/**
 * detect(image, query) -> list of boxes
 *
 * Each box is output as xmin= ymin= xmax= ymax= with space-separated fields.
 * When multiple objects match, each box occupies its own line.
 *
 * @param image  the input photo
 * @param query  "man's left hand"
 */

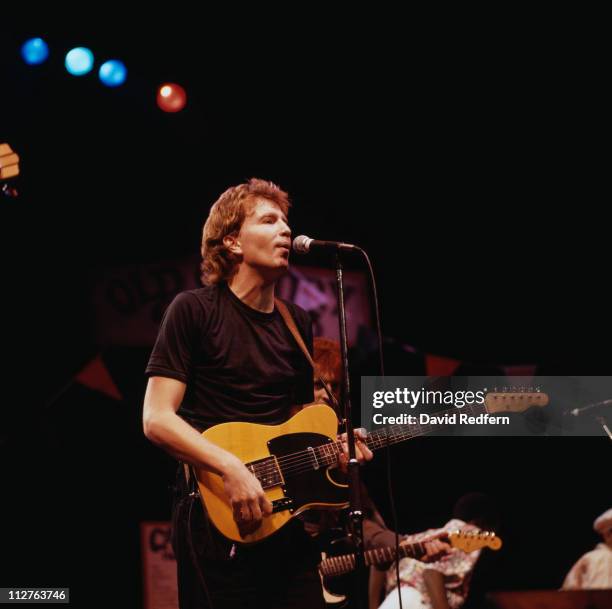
xmin=337 ymin=428 xmax=373 ymax=472
xmin=417 ymin=533 xmax=452 ymax=563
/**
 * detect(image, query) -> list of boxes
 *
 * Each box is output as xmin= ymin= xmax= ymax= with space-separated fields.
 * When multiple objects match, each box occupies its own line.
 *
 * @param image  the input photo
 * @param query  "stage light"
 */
xmin=21 ymin=37 xmax=49 ymax=65
xmin=65 ymin=47 xmax=94 ymax=76
xmin=99 ymin=60 xmax=127 ymax=87
xmin=156 ymin=83 xmax=187 ymax=113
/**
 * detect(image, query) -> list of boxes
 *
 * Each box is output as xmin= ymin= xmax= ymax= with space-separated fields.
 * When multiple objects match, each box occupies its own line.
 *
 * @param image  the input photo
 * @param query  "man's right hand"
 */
xmin=222 ymin=458 xmax=273 ymax=534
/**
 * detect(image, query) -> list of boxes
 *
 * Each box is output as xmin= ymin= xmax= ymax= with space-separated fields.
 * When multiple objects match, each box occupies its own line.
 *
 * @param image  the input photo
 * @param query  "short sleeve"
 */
xmin=145 ymin=292 xmax=202 ymax=383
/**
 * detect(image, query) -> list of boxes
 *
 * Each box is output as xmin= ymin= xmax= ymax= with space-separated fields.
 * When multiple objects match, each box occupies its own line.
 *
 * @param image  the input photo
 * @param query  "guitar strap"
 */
xmin=274 ymin=298 xmax=340 ymax=412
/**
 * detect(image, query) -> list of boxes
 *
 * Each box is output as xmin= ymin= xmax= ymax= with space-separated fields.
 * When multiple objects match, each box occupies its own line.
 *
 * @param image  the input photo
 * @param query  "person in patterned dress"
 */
xmin=377 ymin=493 xmax=499 ymax=609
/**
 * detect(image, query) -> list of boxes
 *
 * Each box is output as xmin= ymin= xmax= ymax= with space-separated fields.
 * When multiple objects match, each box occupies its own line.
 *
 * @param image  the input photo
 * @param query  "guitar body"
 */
xmin=320 ymin=534 xmax=355 ymax=599
xmin=195 ymin=404 xmax=348 ymax=544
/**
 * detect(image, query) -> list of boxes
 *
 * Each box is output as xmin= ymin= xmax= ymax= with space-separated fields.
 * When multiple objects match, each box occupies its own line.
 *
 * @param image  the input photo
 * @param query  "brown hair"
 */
xmin=313 ymin=337 xmax=342 ymax=384
xmin=200 ymin=178 xmax=290 ymax=285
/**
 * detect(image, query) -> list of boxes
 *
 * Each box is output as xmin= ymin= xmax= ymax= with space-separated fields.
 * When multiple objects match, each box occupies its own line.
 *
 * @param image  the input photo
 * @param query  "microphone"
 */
xmin=292 ymin=235 xmax=358 ymax=254
xmin=565 ymin=399 xmax=612 ymax=417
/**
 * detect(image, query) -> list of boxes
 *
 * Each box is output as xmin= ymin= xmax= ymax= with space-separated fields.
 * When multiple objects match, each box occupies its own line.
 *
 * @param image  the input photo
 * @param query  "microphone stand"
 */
xmin=334 ymin=251 xmax=368 ymax=609
xmin=596 ymin=416 xmax=612 ymax=441
xmin=566 ymin=400 xmax=612 ymax=441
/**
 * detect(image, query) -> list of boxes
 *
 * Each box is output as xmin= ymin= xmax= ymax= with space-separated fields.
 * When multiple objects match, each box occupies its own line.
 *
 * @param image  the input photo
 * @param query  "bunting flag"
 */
xmin=425 ymin=353 xmax=461 ymax=376
xmin=75 ymin=355 xmax=123 ymax=401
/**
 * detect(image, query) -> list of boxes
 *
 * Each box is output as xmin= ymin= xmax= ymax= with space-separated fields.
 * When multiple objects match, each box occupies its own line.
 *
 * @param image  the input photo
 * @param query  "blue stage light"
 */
xmin=21 ymin=38 xmax=49 ymax=65
xmin=65 ymin=47 xmax=94 ymax=76
xmin=98 ymin=60 xmax=127 ymax=87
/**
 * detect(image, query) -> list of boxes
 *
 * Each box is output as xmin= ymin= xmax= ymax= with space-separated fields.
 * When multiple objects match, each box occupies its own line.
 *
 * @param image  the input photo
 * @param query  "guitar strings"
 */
xmin=253 ymin=424 xmax=444 ymax=482
xmin=252 ymin=428 xmax=428 ymax=483
xmin=272 ymin=401 xmax=487 ymax=470
xmin=253 ymin=401 xmax=490 ymax=480
xmin=251 ymin=396 xmax=537 ymax=481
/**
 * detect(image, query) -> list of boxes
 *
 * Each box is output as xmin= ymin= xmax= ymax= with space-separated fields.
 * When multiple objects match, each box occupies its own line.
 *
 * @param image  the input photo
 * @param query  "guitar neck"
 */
xmin=364 ymin=402 xmax=487 ymax=451
xmin=320 ymin=539 xmax=428 ymax=577
xmin=320 ymin=530 xmax=501 ymax=577
xmin=279 ymin=403 xmax=488 ymax=477
xmin=362 ymin=391 xmax=547 ymax=451
xmin=267 ymin=393 xmax=545 ymax=483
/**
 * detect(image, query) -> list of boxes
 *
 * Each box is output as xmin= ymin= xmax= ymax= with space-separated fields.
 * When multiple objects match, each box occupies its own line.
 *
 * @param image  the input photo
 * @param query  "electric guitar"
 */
xmin=0 ymin=142 xmax=20 ymax=198
xmin=318 ymin=529 xmax=502 ymax=606
xmin=319 ymin=529 xmax=502 ymax=579
xmin=194 ymin=391 xmax=547 ymax=543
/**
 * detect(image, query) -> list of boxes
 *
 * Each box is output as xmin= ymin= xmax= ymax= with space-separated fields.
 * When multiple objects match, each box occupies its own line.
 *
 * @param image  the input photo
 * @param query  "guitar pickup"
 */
xmin=272 ymin=497 xmax=294 ymax=513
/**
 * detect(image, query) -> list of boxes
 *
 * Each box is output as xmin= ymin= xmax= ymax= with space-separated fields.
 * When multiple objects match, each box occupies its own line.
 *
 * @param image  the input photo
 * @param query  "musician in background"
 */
xmin=377 ymin=493 xmax=500 ymax=609
xmin=303 ymin=337 xmax=453 ymax=609
xmin=311 ymin=337 xmax=342 ymax=411
xmin=562 ymin=508 xmax=612 ymax=590
xmin=143 ymin=178 xmax=372 ymax=609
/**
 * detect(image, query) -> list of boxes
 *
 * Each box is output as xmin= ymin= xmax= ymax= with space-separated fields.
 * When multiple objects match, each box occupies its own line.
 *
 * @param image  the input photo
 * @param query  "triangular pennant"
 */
xmin=75 ymin=355 xmax=123 ymax=401
xmin=425 ymin=353 xmax=461 ymax=376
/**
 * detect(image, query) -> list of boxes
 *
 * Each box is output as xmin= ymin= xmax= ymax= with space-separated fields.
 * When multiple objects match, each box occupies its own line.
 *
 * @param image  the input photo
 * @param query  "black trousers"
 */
xmin=171 ymin=468 xmax=326 ymax=609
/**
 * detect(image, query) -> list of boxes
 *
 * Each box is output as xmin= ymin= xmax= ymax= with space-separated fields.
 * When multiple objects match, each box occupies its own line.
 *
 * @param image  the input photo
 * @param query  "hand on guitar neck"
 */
xmin=409 ymin=532 xmax=453 ymax=563
xmin=368 ymin=532 xmax=453 ymax=572
xmin=398 ymin=527 xmax=500 ymax=563
xmin=336 ymin=426 xmax=373 ymax=473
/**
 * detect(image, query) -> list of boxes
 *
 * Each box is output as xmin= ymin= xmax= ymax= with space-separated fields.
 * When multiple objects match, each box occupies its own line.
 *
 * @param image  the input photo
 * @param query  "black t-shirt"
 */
xmin=145 ymin=282 xmax=314 ymax=431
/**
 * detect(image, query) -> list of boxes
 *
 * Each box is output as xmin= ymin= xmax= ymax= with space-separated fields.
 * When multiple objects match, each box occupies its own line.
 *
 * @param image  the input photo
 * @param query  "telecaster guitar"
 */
xmin=195 ymin=392 xmax=547 ymax=543
xmin=318 ymin=529 xmax=502 ymax=604
xmin=319 ymin=529 xmax=502 ymax=579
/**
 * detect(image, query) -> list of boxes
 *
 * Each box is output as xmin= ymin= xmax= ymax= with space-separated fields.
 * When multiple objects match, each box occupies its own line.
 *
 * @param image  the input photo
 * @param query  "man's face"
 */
xmin=232 ymin=199 xmax=291 ymax=279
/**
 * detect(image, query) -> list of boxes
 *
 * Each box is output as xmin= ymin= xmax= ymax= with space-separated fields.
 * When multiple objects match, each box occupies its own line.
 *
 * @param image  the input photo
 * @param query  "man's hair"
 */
xmin=452 ymin=492 xmax=500 ymax=531
xmin=313 ymin=337 xmax=342 ymax=384
xmin=200 ymin=178 xmax=290 ymax=285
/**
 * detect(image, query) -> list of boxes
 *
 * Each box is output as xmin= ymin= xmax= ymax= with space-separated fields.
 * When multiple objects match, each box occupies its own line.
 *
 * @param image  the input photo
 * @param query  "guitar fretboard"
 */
xmin=319 ymin=539 xmax=428 ymax=577
xmin=250 ymin=402 xmax=489 ymax=486
xmin=318 ymin=401 xmax=488 ymax=467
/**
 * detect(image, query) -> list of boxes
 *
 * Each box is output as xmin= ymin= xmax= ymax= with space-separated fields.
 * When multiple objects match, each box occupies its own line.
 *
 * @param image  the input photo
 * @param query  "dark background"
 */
xmin=1 ymin=17 xmax=610 ymax=609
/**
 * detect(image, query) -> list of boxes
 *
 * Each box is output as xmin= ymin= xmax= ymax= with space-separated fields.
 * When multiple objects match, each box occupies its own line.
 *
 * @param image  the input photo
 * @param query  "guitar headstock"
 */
xmin=448 ymin=530 xmax=502 ymax=552
xmin=1 ymin=142 xmax=20 ymax=198
xmin=485 ymin=389 xmax=549 ymax=414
